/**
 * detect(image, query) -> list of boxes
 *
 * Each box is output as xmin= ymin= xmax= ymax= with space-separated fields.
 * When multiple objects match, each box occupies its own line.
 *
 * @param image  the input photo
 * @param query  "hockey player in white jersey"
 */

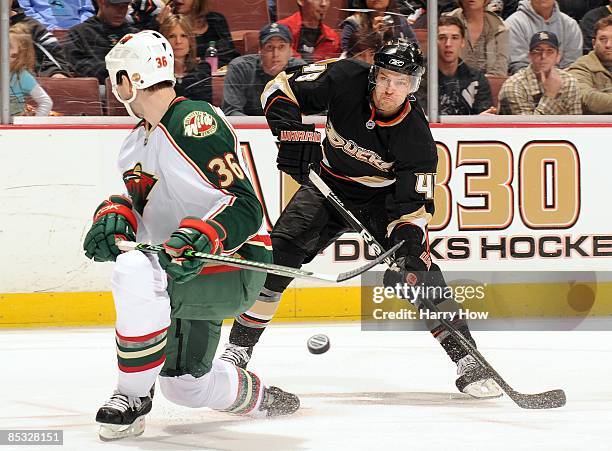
xmin=83 ymin=30 xmax=299 ymax=441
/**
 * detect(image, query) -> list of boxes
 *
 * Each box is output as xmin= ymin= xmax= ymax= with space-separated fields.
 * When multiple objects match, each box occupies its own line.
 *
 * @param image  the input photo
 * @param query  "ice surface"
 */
xmin=1 ymin=323 xmax=611 ymax=450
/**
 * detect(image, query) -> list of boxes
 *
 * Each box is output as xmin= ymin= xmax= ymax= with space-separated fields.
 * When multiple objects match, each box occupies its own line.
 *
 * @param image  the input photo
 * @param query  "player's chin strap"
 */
xmin=307 ymin=168 xmax=566 ymax=410
xmin=112 ymin=85 xmax=139 ymax=119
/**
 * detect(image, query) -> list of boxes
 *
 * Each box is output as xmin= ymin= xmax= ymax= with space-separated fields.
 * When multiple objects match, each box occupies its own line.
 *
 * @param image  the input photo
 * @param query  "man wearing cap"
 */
xmin=222 ymin=23 xmax=305 ymax=116
xmin=64 ymin=0 xmax=137 ymax=84
xmin=498 ymin=30 xmax=582 ymax=114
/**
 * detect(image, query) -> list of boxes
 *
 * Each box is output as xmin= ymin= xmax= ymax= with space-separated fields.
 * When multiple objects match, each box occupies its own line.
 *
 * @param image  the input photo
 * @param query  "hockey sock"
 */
xmin=230 ymin=288 xmax=282 ymax=347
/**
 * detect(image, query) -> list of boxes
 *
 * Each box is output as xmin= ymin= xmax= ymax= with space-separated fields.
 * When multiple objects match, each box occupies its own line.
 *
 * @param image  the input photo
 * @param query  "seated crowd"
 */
xmin=7 ymin=0 xmax=612 ymax=116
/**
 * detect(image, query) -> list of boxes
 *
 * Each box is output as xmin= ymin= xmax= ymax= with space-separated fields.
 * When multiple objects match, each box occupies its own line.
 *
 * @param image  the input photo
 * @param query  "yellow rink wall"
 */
xmin=1 ymin=282 xmax=611 ymax=328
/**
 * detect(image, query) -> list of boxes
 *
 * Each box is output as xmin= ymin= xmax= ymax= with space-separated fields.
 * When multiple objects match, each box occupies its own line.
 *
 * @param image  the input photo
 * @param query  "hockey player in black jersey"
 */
xmin=221 ymin=40 xmax=502 ymax=399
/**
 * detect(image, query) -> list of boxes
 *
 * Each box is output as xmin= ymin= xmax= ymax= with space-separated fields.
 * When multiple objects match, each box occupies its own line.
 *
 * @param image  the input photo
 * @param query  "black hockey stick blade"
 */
xmin=420 ymin=298 xmax=566 ymax=409
xmin=116 ymin=240 xmax=400 ymax=283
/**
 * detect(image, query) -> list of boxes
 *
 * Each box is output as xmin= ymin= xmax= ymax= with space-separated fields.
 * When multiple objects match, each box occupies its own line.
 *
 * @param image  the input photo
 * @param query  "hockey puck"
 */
xmin=307 ymin=334 xmax=330 ymax=354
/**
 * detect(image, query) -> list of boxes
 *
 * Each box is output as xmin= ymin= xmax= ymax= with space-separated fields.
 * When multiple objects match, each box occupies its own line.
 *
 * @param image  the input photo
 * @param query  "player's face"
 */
xmin=98 ymin=0 xmax=129 ymax=28
xmin=366 ymin=0 xmax=389 ymax=11
xmin=593 ymin=26 xmax=612 ymax=65
xmin=372 ymin=68 xmax=414 ymax=115
xmin=437 ymin=25 xmax=465 ymax=64
xmin=528 ymin=43 xmax=560 ymax=73
xmin=260 ymin=37 xmax=292 ymax=77
xmin=166 ymin=24 xmax=190 ymax=59
xmin=298 ymin=0 xmax=330 ymax=23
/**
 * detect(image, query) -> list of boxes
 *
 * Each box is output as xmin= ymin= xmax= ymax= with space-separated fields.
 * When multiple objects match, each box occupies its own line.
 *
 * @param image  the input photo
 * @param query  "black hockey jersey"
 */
xmin=261 ymin=58 xmax=437 ymax=233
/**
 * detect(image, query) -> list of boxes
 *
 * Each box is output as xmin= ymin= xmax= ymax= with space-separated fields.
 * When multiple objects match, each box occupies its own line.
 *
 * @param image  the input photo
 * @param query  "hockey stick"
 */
xmin=116 ymin=240 xmax=402 ymax=284
xmin=309 ymin=169 xmax=566 ymax=409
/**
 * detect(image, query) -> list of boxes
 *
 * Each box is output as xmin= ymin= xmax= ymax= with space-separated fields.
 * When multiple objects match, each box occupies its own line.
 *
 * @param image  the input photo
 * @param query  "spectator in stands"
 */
xmin=129 ymin=0 xmax=164 ymax=30
xmin=498 ymin=31 xmax=582 ymax=114
xmin=340 ymin=0 xmax=416 ymax=54
xmin=10 ymin=0 xmax=71 ymax=77
xmin=64 ymin=0 xmax=137 ymax=84
xmin=506 ymin=0 xmax=583 ymax=73
xmin=9 ymin=23 xmax=53 ymax=116
xmin=580 ymin=1 xmax=611 ymax=53
xmin=17 ymin=0 xmax=95 ymax=30
xmin=415 ymin=16 xmax=495 ymax=115
xmin=278 ymin=0 xmax=341 ymax=63
xmin=159 ymin=14 xmax=212 ymax=102
xmin=222 ymin=23 xmax=304 ymax=115
xmin=157 ymin=0 xmax=240 ymax=67
xmin=556 ymin=0 xmax=607 ymax=22
xmin=569 ymin=16 xmax=612 ymax=113
xmin=444 ymin=0 xmax=509 ymax=75
xmin=344 ymin=28 xmax=383 ymax=64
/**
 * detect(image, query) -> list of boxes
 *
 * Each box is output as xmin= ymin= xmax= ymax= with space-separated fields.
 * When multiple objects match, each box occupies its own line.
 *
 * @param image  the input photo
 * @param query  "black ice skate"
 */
xmin=96 ymin=390 xmax=153 ymax=441
xmin=219 ymin=343 xmax=253 ymax=369
xmin=259 ymin=386 xmax=300 ymax=417
xmin=456 ymin=355 xmax=503 ymax=399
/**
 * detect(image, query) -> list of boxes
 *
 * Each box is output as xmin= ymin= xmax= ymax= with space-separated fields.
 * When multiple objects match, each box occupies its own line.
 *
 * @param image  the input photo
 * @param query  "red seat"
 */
xmin=209 ymin=0 xmax=270 ymax=33
xmin=104 ymin=78 xmax=129 ymax=116
xmin=51 ymin=29 xmax=69 ymax=45
xmin=276 ymin=0 xmax=348 ymax=28
xmin=36 ymin=77 xmax=102 ymax=116
xmin=242 ymin=30 xmax=261 ymax=54
xmin=212 ymin=76 xmax=225 ymax=107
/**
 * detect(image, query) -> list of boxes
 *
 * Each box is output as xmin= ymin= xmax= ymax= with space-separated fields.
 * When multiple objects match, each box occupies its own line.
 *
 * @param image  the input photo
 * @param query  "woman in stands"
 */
xmin=159 ymin=0 xmax=240 ymax=67
xmin=340 ymin=0 xmax=417 ymax=53
xmin=9 ymin=23 xmax=53 ymax=116
xmin=160 ymin=14 xmax=212 ymax=102
xmin=444 ymin=0 xmax=509 ymax=75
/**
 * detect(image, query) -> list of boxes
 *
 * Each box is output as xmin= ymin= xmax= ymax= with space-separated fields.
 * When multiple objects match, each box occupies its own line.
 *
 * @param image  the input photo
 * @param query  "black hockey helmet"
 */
xmin=369 ymin=40 xmax=425 ymax=93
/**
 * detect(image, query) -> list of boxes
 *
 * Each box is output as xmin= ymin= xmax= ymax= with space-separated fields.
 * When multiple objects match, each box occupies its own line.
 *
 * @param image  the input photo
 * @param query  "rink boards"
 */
xmin=1 ymin=122 xmax=612 ymax=327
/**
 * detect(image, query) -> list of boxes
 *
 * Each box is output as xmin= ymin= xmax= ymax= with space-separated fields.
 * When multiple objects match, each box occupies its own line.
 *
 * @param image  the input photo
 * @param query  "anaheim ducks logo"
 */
xmin=122 ymin=163 xmax=157 ymax=215
xmin=183 ymin=111 xmax=217 ymax=138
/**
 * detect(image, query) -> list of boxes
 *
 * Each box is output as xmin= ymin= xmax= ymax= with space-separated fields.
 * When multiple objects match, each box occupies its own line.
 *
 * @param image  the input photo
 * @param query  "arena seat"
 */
xmin=212 ymin=76 xmax=225 ymax=107
xmin=276 ymin=0 xmax=348 ymax=28
xmin=209 ymin=0 xmax=270 ymax=33
xmin=36 ymin=77 xmax=102 ymax=116
xmin=104 ymin=78 xmax=129 ymax=116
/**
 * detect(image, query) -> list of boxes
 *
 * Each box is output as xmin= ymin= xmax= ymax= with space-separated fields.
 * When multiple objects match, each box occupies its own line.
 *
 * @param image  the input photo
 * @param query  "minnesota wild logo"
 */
xmin=122 ymin=163 xmax=157 ymax=215
xmin=183 ymin=111 xmax=217 ymax=138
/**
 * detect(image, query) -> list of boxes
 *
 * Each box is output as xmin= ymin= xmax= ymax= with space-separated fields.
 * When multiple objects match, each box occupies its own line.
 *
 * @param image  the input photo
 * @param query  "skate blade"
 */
xmin=462 ymin=378 xmax=504 ymax=399
xmin=98 ymin=416 xmax=145 ymax=441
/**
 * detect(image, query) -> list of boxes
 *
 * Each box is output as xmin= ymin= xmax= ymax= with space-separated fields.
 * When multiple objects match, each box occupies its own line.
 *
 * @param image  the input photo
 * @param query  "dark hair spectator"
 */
xmin=157 ymin=0 xmax=240 ymax=67
xmin=10 ymin=0 xmax=71 ymax=77
xmin=340 ymin=0 xmax=417 ymax=54
xmin=506 ymin=0 xmax=583 ymax=73
xmin=222 ymin=23 xmax=304 ymax=115
xmin=159 ymin=14 xmax=212 ymax=102
xmin=568 ymin=16 xmax=612 ymax=113
xmin=444 ymin=0 xmax=509 ymax=75
xmin=416 ymin=15 xmax=496 ymax=115
xmin=63 ymin=0 xmax=137 ymax=84
xmin=277 ymin=0 xmax=342 ymax=63
xmin=580 ymin=1 xmax=612 ymax=54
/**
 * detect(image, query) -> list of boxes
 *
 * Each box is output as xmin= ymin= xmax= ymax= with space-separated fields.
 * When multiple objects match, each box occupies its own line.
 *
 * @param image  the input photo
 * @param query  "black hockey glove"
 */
xmin=277 ymin=124 xmax=322 ymax=184
xmin=383 ymin=223 xmax=433 ymax=299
